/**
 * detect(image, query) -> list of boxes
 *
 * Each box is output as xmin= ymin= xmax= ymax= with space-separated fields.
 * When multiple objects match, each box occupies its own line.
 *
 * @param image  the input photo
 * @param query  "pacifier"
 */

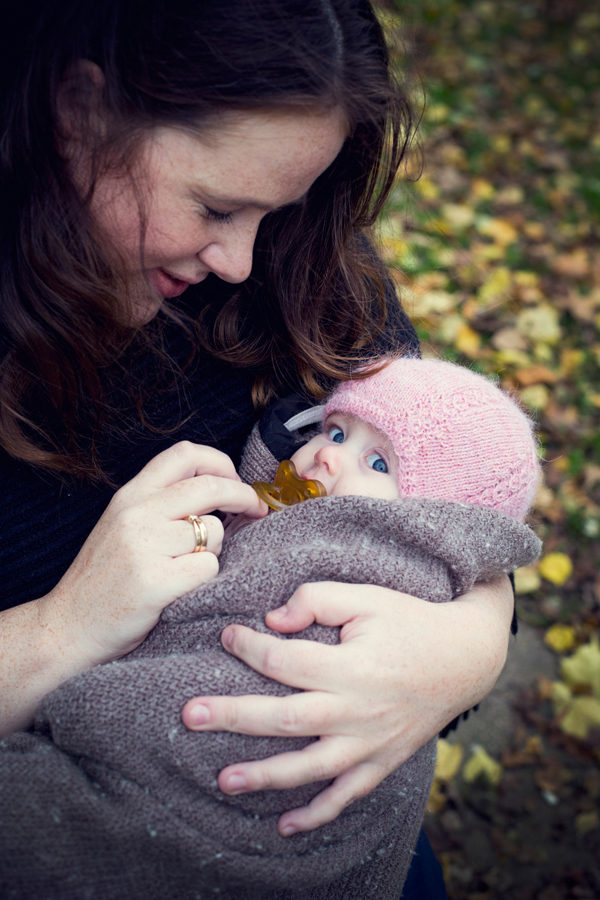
xmin=253 ymin=460 xmax=327 ymax=511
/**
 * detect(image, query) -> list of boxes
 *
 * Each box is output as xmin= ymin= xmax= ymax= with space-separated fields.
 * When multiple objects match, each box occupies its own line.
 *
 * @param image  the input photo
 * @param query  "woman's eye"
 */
xmin=204 ymin=207 xmax=234 ymax=224
xmin=366 ymin=453 xmax=388 ymax=474
xmin=328 ymin=427 xmax=344 ymax=444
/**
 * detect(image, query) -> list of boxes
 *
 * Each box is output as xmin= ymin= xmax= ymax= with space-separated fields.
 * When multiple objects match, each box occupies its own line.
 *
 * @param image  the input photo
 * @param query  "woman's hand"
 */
xmin=0 ymin=441 xmax=267 ymax=737
xmin=182 ymin=575 xmax=513 ymax=835
xmin=42 ymin=442 xmax=267 ymax=663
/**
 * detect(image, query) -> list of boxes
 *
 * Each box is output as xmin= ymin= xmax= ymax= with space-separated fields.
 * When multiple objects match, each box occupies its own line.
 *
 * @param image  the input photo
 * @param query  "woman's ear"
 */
xmin=56 ymin=59 xmax=106 ymax=152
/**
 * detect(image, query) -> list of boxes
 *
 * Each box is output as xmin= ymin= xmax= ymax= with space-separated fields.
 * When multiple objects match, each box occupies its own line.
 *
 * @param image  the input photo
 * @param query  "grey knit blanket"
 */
xmin=0 ymin=493 xmax=540 ymax=900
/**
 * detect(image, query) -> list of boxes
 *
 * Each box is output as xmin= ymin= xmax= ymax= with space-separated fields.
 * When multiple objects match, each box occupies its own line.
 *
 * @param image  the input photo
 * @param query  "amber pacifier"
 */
xmin=253 ymin=460 xmax=327 ymax=511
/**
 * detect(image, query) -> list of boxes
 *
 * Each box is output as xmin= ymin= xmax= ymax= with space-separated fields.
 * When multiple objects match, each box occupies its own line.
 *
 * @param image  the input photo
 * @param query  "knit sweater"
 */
xmin=0 ymin=432 xmax=541 ymax=899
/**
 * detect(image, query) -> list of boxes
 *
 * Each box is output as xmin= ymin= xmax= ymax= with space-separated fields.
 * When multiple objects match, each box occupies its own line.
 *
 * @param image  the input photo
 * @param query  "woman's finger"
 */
xmin=221 ymin=625 xmax=340 ymax=691
xmin=125 ymin=441 xmax=240 ymax=492
xmin=157 ymin=475 xmax=267 ymax=521
xmin=216 ymin=734 xmax=366 ymax=794
xmin=266 ymin=581 xmax=407 ymax=634
xmin=169 ymin=514 xmax=224 ymax=557
xmin=276 ymin=763 xmax=382 ymax=836
xmin=182 ymin=689 xmax=341 ymax=736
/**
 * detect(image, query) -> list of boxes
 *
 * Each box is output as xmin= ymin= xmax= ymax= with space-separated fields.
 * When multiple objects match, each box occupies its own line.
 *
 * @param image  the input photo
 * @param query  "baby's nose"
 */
xmin=314 ymin=444 xmax=343 ymax=474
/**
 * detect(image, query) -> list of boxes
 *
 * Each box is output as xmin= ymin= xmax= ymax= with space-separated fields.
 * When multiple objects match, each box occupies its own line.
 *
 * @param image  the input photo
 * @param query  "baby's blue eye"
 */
xmin=328 ymin=427 xmax=344 ymax=444
xmin=367 ymin=453 xmax=388 ymax=474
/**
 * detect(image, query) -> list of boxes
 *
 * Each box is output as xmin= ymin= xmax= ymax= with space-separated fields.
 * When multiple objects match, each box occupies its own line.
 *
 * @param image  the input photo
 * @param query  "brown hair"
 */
xmin=0 ymin=0 xmax=414 ymax=479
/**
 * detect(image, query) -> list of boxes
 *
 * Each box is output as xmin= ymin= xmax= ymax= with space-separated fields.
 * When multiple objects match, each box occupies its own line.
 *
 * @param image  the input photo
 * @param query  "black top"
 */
xmin=0 ymin=288 xmax=418 ymax=611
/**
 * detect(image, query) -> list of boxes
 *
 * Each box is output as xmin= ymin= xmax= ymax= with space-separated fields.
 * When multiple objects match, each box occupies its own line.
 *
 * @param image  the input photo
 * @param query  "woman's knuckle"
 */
xmin=261 ymin=642 xmax=286 ymax=678
xmin=293 ymin=582 xmax=314 ymax=606
xmin=277 ymin=700 xmax=300 ymax=735
xmin=251 ymin=767 xmax=273 ymax=791
xmin=198 ymin=473 xmax=220 ymax=498
xmin=222 ymin=703 xmax=240 ymax=730
xmin=172 ymin=440 xmax=195 ymax=457
xmin=201 ymin=553 xmax=219 ymax=579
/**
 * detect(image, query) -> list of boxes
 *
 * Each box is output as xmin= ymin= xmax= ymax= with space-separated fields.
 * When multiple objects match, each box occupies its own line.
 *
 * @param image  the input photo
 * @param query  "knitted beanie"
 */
xmin=323 ymin=358 xmax=540 ymax=522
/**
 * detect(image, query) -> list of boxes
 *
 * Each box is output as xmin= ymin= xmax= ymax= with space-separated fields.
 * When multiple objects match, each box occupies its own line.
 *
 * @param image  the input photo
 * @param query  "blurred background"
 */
xmin=376 ymin=1 xmax=600 ymax=897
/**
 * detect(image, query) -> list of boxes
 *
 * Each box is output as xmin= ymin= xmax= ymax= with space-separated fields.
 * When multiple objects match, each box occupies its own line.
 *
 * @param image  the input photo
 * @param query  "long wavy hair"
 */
xmin=0 ymin=0 xmax=414 ymax=479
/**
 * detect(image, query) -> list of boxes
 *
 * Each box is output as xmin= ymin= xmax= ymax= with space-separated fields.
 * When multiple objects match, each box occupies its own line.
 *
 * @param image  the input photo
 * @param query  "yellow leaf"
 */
xmin=544 ymin=624 xmax=577 ymax=654
xmin=494 ymin=349 xmax=531 ymax=368
xmin=426 ymin=778 xmax=447 ymax=815
xmin=516 ymin=305 xmax=561 ymax=344
xmin=462 ymin=745 xmax=503 ymax=786
xmin=520 ymin=384 xmax=550 ymax=411
xmin=575 ymin=811 xmax=599 ymax=835
xmin=454 ymin=324 xmax=481 ymax=357
xmin=411 ymin=290 xmax=456 ymax=317
xmin=514 ymin=566 xmax=541 ymax=594
xmin=477 ymin=217 xmax=518 ymax=245
xmin=473 ymin=241 xmax=505 ymax=262
xmin=495 ymin=185 xmax=524 ymax=205
xmin=560 ymin=697 xmax=600 ymax=739
xmin=439 ymin=314 xmax=464 ymax=344
xmin=551 ymin=680 xmax=572 ymax=714
xmin=478 ymin=266 xmax=511 ymax=304
xmin=523 ymin=221 xmax=545 ymax=241
xmin=491 ymin=134 xmax=511 ymax=154
xmin=435 ymin=739 xmax=463 ymax=782
xmin=441 ymin=203 xmax=475 ymax=231
xmin=539 ymin=552 xmax=573 ymax=586
xmin=560 ymin=349 xmax=585 ymax=375
xmin=415 ymin=176 xmax=440 ymax=200
xmin=471 ymin=178 xmax=495 ymax=201
xmin=533 ymin=341 xmax=554 ymax=363
xmin=560 ymin=635 xmax=600 ymax=698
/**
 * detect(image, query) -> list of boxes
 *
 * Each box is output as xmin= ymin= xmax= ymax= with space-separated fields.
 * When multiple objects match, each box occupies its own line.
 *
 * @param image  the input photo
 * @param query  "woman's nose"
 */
xmin=197 ymin=217 xmax=260 ymax=284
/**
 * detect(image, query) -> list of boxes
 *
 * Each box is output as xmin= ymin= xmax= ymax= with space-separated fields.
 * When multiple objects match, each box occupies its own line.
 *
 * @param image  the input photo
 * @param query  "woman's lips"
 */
xmin=148 ymin=268 xmax=195 ymax=298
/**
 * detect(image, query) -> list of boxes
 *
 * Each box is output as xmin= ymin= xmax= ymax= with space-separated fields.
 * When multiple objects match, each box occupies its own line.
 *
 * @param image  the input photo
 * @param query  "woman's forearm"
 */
xmin=417 ymin=574 xmax=513 ymax=719
xmin=0 ymin=597 xmax=91 ymax=738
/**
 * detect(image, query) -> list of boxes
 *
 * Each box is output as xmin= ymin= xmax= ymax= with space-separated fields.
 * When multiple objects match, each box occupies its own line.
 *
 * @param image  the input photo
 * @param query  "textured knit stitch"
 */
xmin=0 ymin=444 xmax=541 ymax=900
xmin=324 ymin=358 xmax=540 ymax=521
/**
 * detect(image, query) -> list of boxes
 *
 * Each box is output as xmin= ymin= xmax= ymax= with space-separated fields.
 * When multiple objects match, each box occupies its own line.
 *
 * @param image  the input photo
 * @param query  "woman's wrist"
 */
xmin=0 ymin=594 xmax=95 ymax=738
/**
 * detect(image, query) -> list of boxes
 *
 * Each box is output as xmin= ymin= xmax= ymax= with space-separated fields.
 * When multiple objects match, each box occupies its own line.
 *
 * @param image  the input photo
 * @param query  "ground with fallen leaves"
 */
xmin=378 ymin=1 xmax=600 ymax=897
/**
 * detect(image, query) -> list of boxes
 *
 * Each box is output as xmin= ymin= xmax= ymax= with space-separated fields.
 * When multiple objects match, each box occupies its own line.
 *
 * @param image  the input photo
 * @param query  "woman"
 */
xmin=0 ymin=0 xmax=512 ymax=893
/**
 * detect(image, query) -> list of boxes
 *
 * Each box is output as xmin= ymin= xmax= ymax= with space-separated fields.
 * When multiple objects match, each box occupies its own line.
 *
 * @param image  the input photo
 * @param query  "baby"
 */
xmin=243 ymin=355 xmax=539 ymax=521
xmin=5 ymin=358 xmax=542 ymax=900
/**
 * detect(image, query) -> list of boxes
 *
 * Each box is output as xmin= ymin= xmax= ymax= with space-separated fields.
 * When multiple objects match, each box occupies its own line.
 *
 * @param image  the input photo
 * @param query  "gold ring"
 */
xmin=187 ymin=515 xmax=208 ymax=553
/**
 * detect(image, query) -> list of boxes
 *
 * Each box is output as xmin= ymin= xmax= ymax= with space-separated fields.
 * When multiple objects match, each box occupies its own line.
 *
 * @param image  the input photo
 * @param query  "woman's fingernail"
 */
xmin=188 ymin=704 xmax=210 ymax=726
xmin=269 ymin=606 xmax=288 ymax=620
xmin=281 ymin=824 xmax=297 ymax=837
xmin=226 ymin=774 xmax=247 ymax=794
xmin=222 ymin=627 xmax=234 ymax=649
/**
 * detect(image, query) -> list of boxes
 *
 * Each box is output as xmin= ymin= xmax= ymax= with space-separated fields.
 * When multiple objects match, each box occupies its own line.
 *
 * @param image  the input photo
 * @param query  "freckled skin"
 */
xmin=87 ymin=109 xmax=348 ymax=320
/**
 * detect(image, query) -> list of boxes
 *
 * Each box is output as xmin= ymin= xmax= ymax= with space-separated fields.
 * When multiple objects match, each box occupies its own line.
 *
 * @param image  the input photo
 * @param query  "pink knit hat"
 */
xmin=324 ymin=358 xmax=540 ymax=521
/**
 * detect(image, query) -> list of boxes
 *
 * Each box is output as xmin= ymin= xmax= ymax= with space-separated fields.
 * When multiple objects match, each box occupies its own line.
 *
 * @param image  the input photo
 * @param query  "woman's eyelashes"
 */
xmin=366 ymin=453 xmax=388 ymax=474
xmin=203 ymin=206 xmax=235 ymax=224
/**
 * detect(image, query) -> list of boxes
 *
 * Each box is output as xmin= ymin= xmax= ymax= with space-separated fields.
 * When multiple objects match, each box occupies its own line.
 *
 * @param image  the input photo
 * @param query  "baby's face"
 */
xmin=291 ymin=413 xmax=400 ymax=500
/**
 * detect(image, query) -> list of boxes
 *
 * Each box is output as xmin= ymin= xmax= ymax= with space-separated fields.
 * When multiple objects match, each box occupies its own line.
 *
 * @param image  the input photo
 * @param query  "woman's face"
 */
xmin=87 ymin=109 xmax=347 ymax=321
